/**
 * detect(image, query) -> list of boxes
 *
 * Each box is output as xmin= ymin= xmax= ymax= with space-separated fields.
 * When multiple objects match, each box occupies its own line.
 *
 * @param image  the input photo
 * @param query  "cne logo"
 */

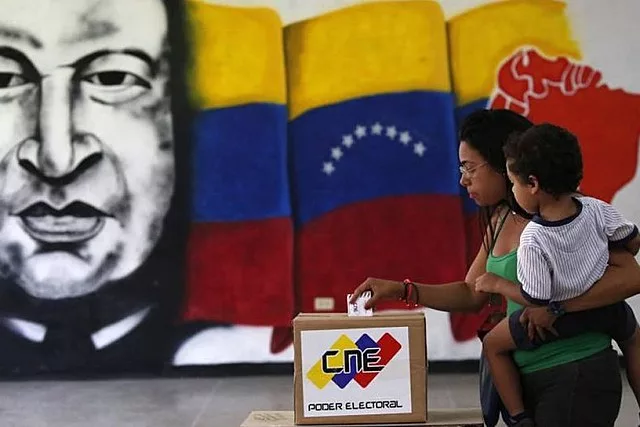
xmin=306 ymin=332 xmax=402 ymax=389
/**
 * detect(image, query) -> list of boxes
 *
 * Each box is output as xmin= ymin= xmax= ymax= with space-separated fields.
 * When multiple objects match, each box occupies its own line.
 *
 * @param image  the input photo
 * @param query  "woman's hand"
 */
xmin=349 ymin=278 xmax=404 ymax=309
xmin=519 ymin=306 xmax=559 ymax=341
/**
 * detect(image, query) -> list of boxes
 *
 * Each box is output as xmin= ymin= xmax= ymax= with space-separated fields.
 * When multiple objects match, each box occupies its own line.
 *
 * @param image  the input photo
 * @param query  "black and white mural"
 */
xmin=0 ymin=0 xmax=189 ymax=375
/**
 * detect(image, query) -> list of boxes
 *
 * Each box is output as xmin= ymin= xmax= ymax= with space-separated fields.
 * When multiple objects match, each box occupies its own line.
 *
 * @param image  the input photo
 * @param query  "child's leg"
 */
xmin=483 ymin=316 xmax=532 ymax=425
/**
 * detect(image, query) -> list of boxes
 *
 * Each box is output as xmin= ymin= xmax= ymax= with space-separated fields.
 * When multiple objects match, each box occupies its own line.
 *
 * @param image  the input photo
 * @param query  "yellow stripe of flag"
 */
xmin=285 ymin=1 xmax=450 ymax=120
xmin=186 ymin=0 xmax=286 ymax=110
xmin=448 ymin=0 xmax=581 ymax=106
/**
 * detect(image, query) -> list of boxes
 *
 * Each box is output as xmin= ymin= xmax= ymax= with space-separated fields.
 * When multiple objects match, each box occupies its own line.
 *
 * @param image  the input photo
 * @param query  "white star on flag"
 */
xmin=386 ymin=126 xmax=397 ymax=139
xmin=355 ymin=125 xmax=367 ymax=139
xmin=323 ymin=162 xmax=335 ymax=175
xmin=399 ymin=131 xmax=412 ymax=145
xmin=342 ymin=134 xmax=354 ymax=148
xmin=371 ymin=123 xmax=383 ymax=135
xmin=414 ymin=142 xmax=426 ymax=156
xmin=331 ymin=147 xmax=343 ymax=161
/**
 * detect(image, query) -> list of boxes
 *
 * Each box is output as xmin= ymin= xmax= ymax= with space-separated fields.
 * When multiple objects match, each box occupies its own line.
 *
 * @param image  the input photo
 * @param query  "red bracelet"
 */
xmin=403 ymin=279 xmax=419 ymax=308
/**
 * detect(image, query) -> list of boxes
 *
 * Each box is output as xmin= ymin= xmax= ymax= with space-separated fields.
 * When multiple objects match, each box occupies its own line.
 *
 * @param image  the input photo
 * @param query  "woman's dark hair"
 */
xmin=458 ymin=109 xmax=534 ymax=251
xmin=503 ymin=123 xmax=583 ymax=197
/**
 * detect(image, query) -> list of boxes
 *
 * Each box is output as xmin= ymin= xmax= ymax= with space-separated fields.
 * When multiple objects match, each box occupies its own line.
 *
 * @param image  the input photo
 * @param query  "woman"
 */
xmin=350 ymin=109 xmax=640 ymax=426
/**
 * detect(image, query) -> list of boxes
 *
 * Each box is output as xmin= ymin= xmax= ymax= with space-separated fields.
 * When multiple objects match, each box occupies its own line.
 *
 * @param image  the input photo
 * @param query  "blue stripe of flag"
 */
xmin=192 ymin=103 xmax=291 ymax=222
xmin=289 ymin=91 xmax=461 ymax=226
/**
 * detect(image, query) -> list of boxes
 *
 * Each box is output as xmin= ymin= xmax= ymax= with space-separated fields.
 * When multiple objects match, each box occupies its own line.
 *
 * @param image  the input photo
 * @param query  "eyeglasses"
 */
xmin=459 ymin=162 xmax=487 ymax=177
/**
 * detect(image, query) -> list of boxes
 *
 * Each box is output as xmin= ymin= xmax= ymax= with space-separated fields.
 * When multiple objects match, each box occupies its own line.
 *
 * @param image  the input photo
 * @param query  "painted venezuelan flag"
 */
xmin=183 ymin=1 xmax=294 ymax=327
xmin=286 ymin=1 xmax=467 ymax=315
xmin=447 ymin=0 xmax=581 ymax=341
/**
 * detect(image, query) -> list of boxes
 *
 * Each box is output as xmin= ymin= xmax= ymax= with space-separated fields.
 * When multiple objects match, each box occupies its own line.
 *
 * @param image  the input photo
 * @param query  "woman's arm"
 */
xmin=514 ymin=249 xmax=640 ymax=341
xmin=562 ymin=249 xmax=640 ymax=312
xmin=353 ymin=240 xmax=492 ymax=312
xmin=410 ymin=280 xmax=487 ymax=313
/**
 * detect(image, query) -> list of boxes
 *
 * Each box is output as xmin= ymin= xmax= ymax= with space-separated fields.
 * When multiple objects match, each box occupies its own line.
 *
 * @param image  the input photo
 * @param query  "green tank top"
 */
xmin=485 ymin=212 xmax=611 ymax=374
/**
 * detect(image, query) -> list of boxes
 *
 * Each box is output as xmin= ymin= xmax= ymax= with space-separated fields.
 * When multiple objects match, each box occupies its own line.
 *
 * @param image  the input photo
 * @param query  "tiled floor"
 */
xmin=0 ymin=371 xmax=636 ymax=426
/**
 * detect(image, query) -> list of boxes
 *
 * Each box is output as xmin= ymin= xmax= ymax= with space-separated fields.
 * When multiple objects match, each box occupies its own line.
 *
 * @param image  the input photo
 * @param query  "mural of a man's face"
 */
xmin=0 ymin=0 xmax=174 ymax=299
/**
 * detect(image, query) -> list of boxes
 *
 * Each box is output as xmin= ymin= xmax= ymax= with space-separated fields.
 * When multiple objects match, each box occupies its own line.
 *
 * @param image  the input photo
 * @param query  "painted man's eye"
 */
xmin=0 ymin=73 xmax=27 ymax=88
xmin=84 ymin=71 xmax=151 ymax=89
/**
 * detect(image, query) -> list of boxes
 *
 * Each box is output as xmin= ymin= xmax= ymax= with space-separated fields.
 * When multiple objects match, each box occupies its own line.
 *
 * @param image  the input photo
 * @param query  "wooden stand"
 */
xmin=241 ymin=410 xmax=484 ymax=427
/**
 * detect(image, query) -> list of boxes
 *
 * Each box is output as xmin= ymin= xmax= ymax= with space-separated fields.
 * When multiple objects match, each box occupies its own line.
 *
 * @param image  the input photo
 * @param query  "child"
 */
xmin=477 ymin=123 xmax=640 ymax=427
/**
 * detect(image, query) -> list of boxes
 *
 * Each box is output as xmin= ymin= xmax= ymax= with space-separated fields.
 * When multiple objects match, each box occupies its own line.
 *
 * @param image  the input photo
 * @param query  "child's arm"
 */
xmin=474 ymin=244 xmax=552 ymax=307
xmin=493 ymin=276 xmax=537 ymax=307
xmin=598 ymin=199 xmax=640 ymax=255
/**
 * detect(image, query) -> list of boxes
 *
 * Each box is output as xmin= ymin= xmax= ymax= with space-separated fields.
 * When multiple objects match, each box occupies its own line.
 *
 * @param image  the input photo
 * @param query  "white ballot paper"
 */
xmin=347 ymin=291 xmax=373 ymax=317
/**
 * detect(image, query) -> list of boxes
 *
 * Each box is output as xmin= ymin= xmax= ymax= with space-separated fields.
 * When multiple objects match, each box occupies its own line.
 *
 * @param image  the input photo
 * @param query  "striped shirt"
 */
xmin=518 ymin=196 xmax=639 ymax=304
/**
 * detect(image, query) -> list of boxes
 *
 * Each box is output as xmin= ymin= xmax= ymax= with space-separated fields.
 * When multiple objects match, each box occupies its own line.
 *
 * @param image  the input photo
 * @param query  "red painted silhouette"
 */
xmin=491 ymin=47 xmax=640 ymax=203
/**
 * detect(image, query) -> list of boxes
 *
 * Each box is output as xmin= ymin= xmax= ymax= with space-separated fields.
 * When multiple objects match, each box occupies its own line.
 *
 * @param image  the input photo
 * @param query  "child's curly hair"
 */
xmin=503 ymin=123 xmax=583 ymax=197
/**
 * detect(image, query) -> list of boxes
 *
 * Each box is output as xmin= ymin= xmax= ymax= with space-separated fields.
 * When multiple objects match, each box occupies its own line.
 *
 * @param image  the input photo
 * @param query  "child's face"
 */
xmin=506 ymin=162 xmax=538 ymax=214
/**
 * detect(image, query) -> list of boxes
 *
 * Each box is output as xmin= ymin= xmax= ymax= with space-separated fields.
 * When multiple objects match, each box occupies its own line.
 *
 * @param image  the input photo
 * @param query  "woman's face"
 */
xmin=458 ymin=141 xmax=507 ymax=207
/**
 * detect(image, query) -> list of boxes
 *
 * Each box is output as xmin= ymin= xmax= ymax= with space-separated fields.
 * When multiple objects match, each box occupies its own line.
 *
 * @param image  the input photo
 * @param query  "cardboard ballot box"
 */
xmin=293 ymin=312 xmax=427 ymax=425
